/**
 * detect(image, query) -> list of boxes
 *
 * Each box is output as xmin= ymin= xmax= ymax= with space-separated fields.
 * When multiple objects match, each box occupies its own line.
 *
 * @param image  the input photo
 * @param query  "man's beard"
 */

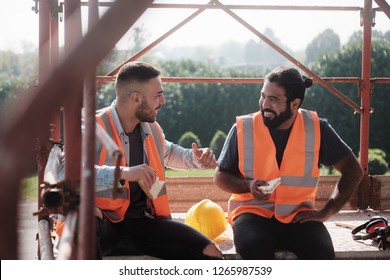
xmin=135 ymin=98 xmax=156 ymax=123
xmin=261 ymin=105 xmax=293 ymax=129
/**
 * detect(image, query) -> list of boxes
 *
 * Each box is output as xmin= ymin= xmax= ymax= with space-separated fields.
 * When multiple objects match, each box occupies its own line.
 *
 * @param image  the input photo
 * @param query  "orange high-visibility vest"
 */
xmin=95 ymin=107 xmax=171 ymax=222
xmin=229 ymin=109 xmax=320 ymax=224
xmin=55 ymin=214 xmax=65 ymax=237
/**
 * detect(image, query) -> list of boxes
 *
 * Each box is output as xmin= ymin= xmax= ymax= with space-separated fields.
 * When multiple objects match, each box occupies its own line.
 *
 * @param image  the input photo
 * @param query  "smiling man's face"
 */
xmin=259 ymin=80 xmax=293 ymax=129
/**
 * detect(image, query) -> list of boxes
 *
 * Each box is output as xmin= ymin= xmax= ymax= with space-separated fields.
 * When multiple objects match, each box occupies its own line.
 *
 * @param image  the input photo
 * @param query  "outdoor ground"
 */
xmin=18 ymin=199 xmax=38 ymax=260
xmin=18 ymin=198 xmax=390 ymax=260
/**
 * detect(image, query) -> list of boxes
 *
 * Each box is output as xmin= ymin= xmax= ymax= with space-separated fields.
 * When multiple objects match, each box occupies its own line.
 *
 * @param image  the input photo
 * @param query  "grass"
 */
xmin=165 ymin=168 xmax=214 ymax=177
xmin=27 ymin=167 xmax=390 ymax=196
xmin=21 ymin=174 xmax=38 ymax=199
xmin=20 ymin=169 xmax=213 ymax=199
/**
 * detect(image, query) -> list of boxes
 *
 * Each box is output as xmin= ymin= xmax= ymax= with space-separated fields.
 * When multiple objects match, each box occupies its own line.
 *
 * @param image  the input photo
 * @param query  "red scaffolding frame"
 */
xmin=0 ymin=0 xmax=389 ymax=260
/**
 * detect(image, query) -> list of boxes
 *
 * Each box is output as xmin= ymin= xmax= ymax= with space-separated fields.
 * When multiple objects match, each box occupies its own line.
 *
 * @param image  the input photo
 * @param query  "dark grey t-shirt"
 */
xmin=124 ymin=124 xmax=149 ymax=218
xmin=218 ymin=117 xmax=352 ymax=174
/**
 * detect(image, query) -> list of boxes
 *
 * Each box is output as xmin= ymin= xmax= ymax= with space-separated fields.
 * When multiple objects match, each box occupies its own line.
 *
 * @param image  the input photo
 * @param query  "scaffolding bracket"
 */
xmin=360 ymin=6 xmax=376 ymax=27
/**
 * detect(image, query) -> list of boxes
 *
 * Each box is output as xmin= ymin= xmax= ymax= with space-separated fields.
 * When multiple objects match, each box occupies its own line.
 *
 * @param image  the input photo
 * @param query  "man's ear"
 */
xmin=130 ymin=91 xmax=142 ymax=103
xmin=290 ymin=98 xmax=301 ymax=112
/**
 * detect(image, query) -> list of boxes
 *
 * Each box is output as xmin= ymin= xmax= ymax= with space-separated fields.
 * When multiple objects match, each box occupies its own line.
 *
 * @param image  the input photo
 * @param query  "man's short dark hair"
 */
xmin=265 ymin=66 xmax=312 ymax=106
xmin=116 ymin=61 xmax=161 ymax=86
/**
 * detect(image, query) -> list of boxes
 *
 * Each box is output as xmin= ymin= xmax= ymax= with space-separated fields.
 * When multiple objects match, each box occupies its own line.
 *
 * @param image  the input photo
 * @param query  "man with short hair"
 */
xmin=95 ymin=61 xmax=222 ymax=259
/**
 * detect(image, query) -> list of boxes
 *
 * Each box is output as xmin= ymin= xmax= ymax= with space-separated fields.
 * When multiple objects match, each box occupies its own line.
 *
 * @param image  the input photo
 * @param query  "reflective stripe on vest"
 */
xmin=95 ymin=111 xmax=128 ymax=201
xmin=148 ymin=121 xmax=164 ymax=170
xmin=96 ymin=112 xmax=116 ymax=166
xmin=95 ymin=107 xmax=171 ymax=222
xmin=143 ymin=122 xmax=171 ymax=219
xmin=230 ymin=109 xmax=320 ymax=224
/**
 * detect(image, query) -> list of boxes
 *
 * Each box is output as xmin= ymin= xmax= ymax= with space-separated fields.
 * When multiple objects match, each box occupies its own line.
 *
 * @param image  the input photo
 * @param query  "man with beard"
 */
xmin=94 ymin=61 xmax=222 ymax=259
xmin=213 ymin=66 xmax=363 ymax=259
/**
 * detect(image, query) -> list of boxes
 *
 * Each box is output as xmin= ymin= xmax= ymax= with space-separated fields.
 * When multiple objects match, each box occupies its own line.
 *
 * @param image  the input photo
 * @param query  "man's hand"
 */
xmin=192 ymin=143 xmax=218 ymax=169
xmin=120 ymin=164 xmax=156 ymax=190
xmin=292 ymin=210 xmax=331 ymax=223
xmin=249 ymin=179 xmax=272 ymax=200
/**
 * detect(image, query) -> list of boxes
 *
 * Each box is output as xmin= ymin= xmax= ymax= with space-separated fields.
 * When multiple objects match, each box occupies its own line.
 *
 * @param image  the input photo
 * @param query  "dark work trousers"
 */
xmin=95 ymin=216 xmax=214 ymax=260
xmin=233 ymin=213 xmax=335 ymax=260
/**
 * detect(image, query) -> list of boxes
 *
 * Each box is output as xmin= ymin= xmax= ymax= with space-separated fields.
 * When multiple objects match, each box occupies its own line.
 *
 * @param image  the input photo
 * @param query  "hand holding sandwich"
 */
xmin=120 ymin=164 xmax=156 ymax=190
xmin=249 ymin=177 xmax=281 ymax=200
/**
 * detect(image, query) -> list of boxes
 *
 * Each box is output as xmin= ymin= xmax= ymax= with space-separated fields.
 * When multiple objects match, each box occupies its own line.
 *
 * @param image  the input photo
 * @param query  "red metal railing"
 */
xmin=0 ymin=0 xmax=153 ymax=260
xmin=0 ymin=0 xmax=389 ymax=260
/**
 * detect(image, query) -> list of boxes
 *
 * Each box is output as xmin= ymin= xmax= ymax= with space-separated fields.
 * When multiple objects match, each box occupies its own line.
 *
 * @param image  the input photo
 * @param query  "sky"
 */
xmin=0 ymin=0 xmax=389 ymax=53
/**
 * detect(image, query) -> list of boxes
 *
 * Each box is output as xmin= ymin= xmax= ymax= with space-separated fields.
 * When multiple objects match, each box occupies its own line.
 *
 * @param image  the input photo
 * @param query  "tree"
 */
xmin=305 ymin=29 xmax=340 ymax=65
xmin=209 ymin=130 xmax=227 ymax=159
xmin=385 ymin=31 xmax=390 ymax=43
xmin=96 ymin=24 xmax=155 ymax=108
xmin=97 ymin=24 xmax=150 ymax=76
xmin=358 ymin=149 xmax=388 ymax=175
xmin=217 ymin=40 xmax=245 ymax=66
xmin=244 ymin=28 xmax=289 ymax=71
xmin=0 ymin=49 xmax=38 ymax=124
xmin=367 ymin=149 xmax=388 ymax=175
xmin=156 ymin=59 xmax=260 ymax=146
xmin=178 ymin=131 xmax=201 ymax=149
xmin=244 ymin=39 xmax=261 ymax=65
xmin=306 ymin=40 xmax=390 ymax=162
xmin=347 ymin=30 xmax=389 ymax=45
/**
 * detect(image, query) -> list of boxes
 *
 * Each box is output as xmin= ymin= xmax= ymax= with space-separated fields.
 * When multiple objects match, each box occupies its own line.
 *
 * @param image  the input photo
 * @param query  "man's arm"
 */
xmin=294 ymin=152 xmax=363 ymax=223
xmin=164 ymin=140 xmax=217 ymax=170
xmin=163 ymin=140 xmax=200 ymax=169
xmin=320 ymin=152 xmax=363 ymax=218
xmin=213 ymin=123 xmax=270 ymax=199
xmin=214 ymin=168 xmax=272 ymax=200
xmin=95 ymin=164 xmax=157 ymax=192
xmin=214 ymin=167 xmax=251 ymax=193
xmin=213 ymin=123 xmax=252 ymax=194
xmin=294 ymin=118 xmax=364 ymax=222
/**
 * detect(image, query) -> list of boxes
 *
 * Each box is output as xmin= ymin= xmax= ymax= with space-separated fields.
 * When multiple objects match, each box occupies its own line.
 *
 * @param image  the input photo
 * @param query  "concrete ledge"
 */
xmin=104 ymin=210 xmax=390 ymax=260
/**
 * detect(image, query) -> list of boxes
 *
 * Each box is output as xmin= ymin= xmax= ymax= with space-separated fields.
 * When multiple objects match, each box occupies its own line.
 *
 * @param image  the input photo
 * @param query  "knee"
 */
xmin=296 ymin=242 xmax=335 ymax=260
xmin=202 ymin=242 xmax=224 ymax=259
xmin=234 ymin=235 xmax=274 ymax=260
xmin=314 ymin=248 xmax=335 ymax=260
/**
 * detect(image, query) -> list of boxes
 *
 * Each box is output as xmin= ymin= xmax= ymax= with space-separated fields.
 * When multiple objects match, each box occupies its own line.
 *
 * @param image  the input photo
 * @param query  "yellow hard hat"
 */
xmin=185 ymin=199 xmax=228 ymax=240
